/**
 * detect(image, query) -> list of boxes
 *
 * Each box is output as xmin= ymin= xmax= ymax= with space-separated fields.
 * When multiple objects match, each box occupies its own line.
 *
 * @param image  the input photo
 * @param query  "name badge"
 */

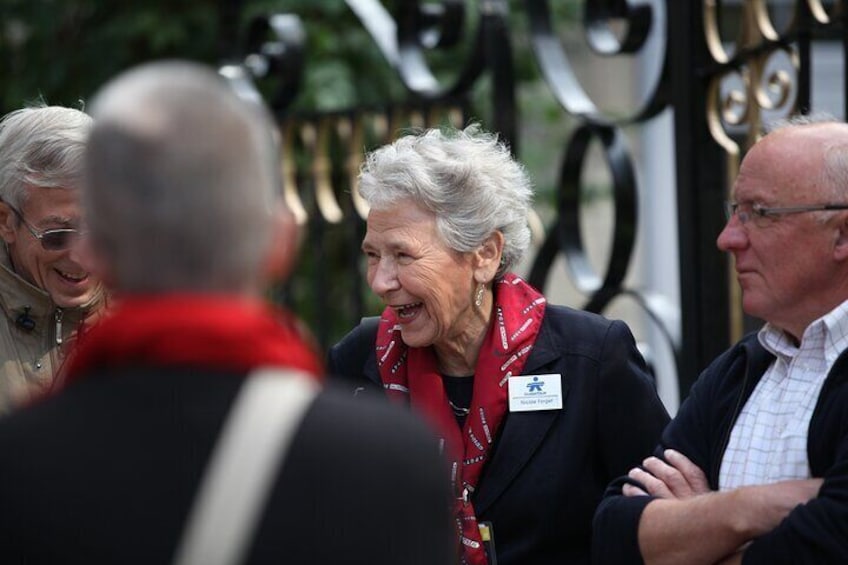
xmin=508 ymin=374 xmax=563 ymax=412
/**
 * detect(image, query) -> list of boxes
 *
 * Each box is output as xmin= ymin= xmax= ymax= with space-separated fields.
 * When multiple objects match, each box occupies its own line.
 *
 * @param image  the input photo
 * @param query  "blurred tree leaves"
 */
xmin=0 ymin=0 xmax=409 ymax=114
xmin=1 ymin=0 xmax=576 ymax=114
xmin=1 ymin=0 xmax=225 ymax=112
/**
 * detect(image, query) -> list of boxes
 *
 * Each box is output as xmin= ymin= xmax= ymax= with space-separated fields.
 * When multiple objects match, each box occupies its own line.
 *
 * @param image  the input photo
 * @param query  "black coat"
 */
xmin=593 ymin=332 xmax=848 ymax=564
xmin=328 ymin=304 xmax=670 ymax=565
xmin=0 ymin=366 xmax=454 ymax=565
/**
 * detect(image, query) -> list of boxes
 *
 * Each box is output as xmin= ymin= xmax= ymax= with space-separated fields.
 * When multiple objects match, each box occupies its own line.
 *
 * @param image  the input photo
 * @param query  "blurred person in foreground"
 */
xmin=0 ymin=61 xmax=453 ymax=565
xmin=593 ymin=118 xmax=848 ymax=564
xmin=0 ymin=105 xmax=105 ymax=411
xmin=328 ymin=125 xmax=670 ymax=565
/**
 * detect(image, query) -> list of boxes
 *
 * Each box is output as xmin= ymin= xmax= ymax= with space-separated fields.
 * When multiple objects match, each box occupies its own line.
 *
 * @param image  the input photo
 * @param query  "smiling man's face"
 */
xmin=0 ymin=186 xmax=99 ymax=308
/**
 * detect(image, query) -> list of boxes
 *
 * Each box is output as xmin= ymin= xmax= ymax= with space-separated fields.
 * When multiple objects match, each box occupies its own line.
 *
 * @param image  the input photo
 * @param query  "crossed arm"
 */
xmin=624 ymin=449 xmax=822 ymax=565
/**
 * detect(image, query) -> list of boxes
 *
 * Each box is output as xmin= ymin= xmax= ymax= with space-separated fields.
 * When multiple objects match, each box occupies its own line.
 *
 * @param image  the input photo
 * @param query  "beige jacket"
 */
xmin=0 ymin=248 xmax=104 ymax=413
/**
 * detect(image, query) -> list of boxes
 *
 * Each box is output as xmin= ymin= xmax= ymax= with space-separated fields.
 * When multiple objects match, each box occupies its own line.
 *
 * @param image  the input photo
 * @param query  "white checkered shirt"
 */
xmin=719 ymin=300 xmax=848 ymax=490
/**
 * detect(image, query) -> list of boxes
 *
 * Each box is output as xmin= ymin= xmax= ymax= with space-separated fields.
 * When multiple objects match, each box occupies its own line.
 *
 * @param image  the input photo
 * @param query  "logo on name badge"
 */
xmin=508 ymin=374 xmax=563 ymax=412
xmin=526 ymin=377 xmax=544 ymax=393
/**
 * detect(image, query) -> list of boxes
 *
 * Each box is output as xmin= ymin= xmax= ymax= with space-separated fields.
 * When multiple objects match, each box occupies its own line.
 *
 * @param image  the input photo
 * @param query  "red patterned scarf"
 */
xmin=58 ymin=294 xmax=322 ymax=388
xmin=376 ymin=273 xmax=546 ymax=565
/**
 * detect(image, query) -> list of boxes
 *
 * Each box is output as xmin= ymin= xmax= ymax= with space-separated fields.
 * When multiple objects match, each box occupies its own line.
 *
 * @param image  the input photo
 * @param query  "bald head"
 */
xmin=84 ymin=61 xmax=287 ymax=295
xmin=761 ymin=121 xmax=848 ymax=204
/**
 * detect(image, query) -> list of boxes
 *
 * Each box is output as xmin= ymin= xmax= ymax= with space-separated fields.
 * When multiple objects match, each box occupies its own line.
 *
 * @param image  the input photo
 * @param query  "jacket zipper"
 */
xmin=54 ymin=308 xmax=64 ymax=346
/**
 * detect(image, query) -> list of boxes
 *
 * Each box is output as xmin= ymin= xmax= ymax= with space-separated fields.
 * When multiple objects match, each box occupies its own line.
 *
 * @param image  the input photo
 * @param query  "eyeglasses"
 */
xmin=724 ymin=201 xmax=848 ymax=226
xmin=4 ymin=204 xmax=84 ymax=251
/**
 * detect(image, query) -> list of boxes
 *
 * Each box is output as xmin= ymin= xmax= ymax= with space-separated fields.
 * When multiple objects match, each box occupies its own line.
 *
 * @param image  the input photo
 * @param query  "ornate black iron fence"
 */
xmin=220 ymin=1 xmax=848 ymax=406
xmin=668 ymin=0 xmax=847 ymax=397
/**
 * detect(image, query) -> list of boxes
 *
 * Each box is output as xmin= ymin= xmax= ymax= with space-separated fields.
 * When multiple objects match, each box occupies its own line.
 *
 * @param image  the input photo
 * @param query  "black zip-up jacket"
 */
xmin=593 ymin=332 xmax=848 ymax=564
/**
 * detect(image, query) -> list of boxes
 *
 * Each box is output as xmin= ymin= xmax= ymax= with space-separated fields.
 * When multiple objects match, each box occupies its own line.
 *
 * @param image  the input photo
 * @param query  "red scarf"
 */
xmin=376 ymin=273 xmax=546 ymax=565
xmin=59 ymin=294 xmax=322 ymax=387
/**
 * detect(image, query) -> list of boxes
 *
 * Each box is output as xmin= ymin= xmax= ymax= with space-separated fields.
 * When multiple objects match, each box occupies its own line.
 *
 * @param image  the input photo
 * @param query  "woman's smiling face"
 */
xmin=363 ymin=199 xmax=483 ymax=351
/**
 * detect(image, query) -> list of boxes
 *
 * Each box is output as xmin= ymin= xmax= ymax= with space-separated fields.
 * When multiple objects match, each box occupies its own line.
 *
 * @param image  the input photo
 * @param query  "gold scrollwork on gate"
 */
xmin=335 ymin=116 xmax=369 ymax=221
xmin=704 ymin=1 xmax=799 ymax=157
xmin=281 ymin=121 xmax=308 ymax=226
xmin=301 ymin=120 xmax=344 ymax=224
xmin=279 ymin=106 xmax=467 ymax=224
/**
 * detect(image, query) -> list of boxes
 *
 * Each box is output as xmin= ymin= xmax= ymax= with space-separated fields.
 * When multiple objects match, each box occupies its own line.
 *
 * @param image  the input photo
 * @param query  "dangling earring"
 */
xmin=475 ymin=283 xmax=485 ymax=308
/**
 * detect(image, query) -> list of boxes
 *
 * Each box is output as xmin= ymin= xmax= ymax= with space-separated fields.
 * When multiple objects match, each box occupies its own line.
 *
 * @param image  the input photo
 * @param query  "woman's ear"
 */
xmin=261 ymin=202 xmax=301 ymax=283
xmin=474 ymin=230 xmax=505 ymax=284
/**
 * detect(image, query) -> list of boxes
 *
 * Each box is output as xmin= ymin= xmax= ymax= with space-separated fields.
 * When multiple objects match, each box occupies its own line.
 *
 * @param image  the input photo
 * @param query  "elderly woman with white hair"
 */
xmin=328 ymin=125 xmax=669 ymax=565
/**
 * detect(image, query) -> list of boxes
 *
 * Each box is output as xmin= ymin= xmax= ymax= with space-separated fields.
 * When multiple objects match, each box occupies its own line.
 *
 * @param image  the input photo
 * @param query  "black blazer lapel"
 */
xmin=472 ymin=406 xmax=562 ymax=516
xmin=473 ymin=318 xmax=566 ymax=515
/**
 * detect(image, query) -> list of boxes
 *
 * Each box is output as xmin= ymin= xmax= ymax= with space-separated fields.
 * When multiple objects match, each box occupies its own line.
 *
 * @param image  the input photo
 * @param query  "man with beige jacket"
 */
xmin=0 ymin=105 xmax=105 ymax=412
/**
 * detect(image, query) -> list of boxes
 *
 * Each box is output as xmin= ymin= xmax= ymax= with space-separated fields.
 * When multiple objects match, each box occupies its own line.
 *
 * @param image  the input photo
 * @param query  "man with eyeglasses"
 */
xmin=594 ymin=118 xmax=848 ymax=564
xmin=0 ymin=105 xmax=105 ymax=412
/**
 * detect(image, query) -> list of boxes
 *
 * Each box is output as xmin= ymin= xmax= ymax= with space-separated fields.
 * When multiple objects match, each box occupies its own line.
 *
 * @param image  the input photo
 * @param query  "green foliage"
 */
xmin=1 ymin=1 xmax=225 ymax=112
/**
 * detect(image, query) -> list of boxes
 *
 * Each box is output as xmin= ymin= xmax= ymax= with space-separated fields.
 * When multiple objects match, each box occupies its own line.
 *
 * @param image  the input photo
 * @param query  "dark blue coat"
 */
xmin=593 ymin=332 xmax=848 ymax=564
xmin=328 ymin=304 xmax=670 ymax=565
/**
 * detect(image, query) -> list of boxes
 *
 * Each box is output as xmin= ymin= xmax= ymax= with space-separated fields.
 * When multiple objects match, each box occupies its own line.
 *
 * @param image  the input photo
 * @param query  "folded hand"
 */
xmin=623 ymin=449 xmax=710 ymax=498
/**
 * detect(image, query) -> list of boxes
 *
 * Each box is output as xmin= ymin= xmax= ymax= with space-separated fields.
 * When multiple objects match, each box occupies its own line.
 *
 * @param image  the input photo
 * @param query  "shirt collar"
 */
xmin=758 ymin=299 xmax=848 ymax=368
